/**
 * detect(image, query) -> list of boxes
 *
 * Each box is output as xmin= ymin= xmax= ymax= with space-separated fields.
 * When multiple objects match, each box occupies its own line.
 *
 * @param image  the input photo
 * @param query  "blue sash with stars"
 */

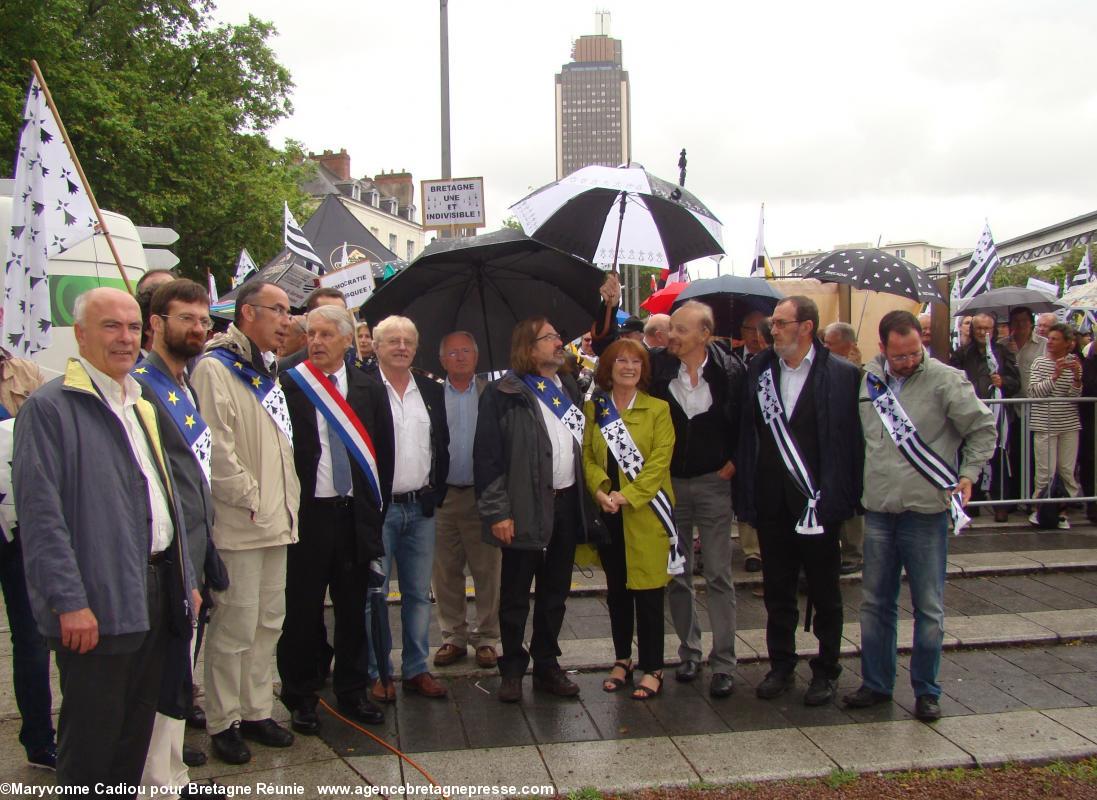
xmin=593 ymin=391 xmax=685 ymax=576
xmin=521 ymin=373 xmax=585 ymax=445
xmin=133 ymin=360 xmax=212 ymax=485
xmin=206 ymin=348 xmax=294 ymax=446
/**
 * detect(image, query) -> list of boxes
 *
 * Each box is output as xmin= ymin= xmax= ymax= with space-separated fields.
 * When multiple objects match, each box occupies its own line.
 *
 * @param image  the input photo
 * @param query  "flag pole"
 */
xmin=29 ymin=60 xmax=133 ymax=294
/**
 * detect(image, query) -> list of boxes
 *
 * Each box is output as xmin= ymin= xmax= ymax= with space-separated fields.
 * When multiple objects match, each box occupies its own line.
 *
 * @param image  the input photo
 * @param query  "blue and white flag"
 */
xmin=957 ymin=222 xmax=1001 ymax=301
xmin=284 ymin=202 xmax=323 ymax=274
xmin=232 ymin=248 xmax=257 ymax=288
xmin=3 ymin=75 xmax=98 ymax=356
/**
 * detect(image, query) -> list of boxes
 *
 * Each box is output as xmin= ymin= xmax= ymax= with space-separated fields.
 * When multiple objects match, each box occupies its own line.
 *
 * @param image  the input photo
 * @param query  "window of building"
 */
xmin=389 ymin=233 xmax=398 ymax=253
xmin=407 ymin=240 xmax=414 ymax=261
xmin=895 ymin=249 xmax=906 ymax=258
xmin=351 ymin=185 xmax=361 ymax=202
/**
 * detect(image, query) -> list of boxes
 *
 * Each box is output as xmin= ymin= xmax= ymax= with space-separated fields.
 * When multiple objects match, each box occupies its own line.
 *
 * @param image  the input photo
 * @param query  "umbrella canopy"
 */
xmin=210 ymin=255 xmax=319 ymax=318
xmin=357 ymin=228 xmax=605 ymax=375
xmin=672 ymin=275 xmax=785 ymax=338
xmin=509 ymin=163 xmax=724 ymax=271
xmin=953 ymin=286 xmax=1063 ymax=317
xmin=640 ymin=282 xmax=687 ymax=314
xmin=793 ymin=248 xmax=946 ymax=304
xmin=1060 ymin=280 xmax=1097 ymax=309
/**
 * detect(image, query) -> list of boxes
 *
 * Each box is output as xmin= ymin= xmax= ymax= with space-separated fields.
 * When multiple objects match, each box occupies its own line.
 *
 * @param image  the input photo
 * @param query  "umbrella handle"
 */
xmin=593 ymin=193 xmax=628 ymax=340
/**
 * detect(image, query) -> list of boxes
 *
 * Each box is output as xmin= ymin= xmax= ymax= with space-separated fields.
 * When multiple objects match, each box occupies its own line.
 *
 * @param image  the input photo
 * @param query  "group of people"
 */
xmin=1 ymin=263 xmax=1091 ymax=798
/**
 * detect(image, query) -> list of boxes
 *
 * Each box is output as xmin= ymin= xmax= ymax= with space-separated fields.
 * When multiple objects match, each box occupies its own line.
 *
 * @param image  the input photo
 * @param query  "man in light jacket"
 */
xmin=191 ymin=280 xmax=301 ymax=764
xmin=845 ymin=311 xmax=995 ymax=722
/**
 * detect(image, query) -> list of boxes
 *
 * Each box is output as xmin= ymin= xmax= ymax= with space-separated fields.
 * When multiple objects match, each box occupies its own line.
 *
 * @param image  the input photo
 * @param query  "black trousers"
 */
xmin=597 ymin=511 xmax=664 ymax=673
xmin=497 ymin=486 xmax=578 ymax=678
xmin=756 ymin=509 xmax=843 ymax=680
xmin=278 ymin=499 xmax=371 ymax=707
xmin=55 ymin=561 xmax=170 ymax=792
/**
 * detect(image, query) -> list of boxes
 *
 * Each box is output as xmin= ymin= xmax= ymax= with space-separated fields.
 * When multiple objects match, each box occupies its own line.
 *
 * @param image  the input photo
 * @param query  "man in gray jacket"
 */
xmin=844 ymin=311 xmax=995 ymax=722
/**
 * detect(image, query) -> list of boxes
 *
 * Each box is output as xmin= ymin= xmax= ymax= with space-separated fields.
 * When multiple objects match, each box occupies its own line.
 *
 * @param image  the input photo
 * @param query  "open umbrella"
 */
xmin=640 ymin=282 xmax=688 ymax=314
xmin=792 ymin=248 xmax=946 ymax=304
xmin=672 ymin=275 xmax=785 ymax=338
xmin=953 ymin=286 xmax=1063 ymax=318
xmin=358 ymin=228 xmax=605 ymax=375
xmin=1059 ymin=281 xmax=1097 ymax=310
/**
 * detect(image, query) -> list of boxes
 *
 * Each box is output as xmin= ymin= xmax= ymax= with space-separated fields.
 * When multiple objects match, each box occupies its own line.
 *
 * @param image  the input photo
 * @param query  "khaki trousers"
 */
xmin=431 ymin=487 xmax=501 ymax=649
xmin=1034 ymin=430 xmax=1081 ymax=499
xmin=840 ymin=515 xmax=864 ymax=561
xmin=738 ymin=520 xmax=760 ymax=560
xmin=204 ymin=545 xmax=287 ymax=735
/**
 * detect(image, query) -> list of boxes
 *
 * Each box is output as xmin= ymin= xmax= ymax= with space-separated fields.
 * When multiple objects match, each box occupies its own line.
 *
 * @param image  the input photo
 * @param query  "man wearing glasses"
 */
xmin=845 ymin=311 xmax=994 ymax=722
xmin=191 ymin=281 xmax=302 ymax=764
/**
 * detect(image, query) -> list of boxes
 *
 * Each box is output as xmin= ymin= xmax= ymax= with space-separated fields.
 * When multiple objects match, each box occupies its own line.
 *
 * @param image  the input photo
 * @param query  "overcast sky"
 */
xmin=214 ymin=0 xmax=1097 ymax=276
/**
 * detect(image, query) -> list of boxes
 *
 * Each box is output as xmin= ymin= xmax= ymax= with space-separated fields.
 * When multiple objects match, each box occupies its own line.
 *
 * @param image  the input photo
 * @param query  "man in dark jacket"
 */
xmin=475 ymin=316 xmax=597 ymax=703
xmin=737 ymin=297 xmax=863 ymax=706
xmin=279 ymin=305 xmax=395 ymax=732
xmin=949 ymin=312 xmax=1020 ymax=520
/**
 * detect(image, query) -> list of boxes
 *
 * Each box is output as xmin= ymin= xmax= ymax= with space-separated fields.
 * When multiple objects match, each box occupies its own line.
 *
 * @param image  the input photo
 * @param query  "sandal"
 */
xmin=631 ymin=670 xmax=664 ymax=700
xmin=602 ymin=660 xmax=634 ymax=693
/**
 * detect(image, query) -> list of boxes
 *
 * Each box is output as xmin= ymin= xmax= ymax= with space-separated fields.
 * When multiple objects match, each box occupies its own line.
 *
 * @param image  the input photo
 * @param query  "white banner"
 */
xmin=1026 ymin=277 xmax=1059 ymax=296
xmin=319 ymin=259 xmax=376 ymax=308
xmin=421 ymin=177 xmax=485 ymax=229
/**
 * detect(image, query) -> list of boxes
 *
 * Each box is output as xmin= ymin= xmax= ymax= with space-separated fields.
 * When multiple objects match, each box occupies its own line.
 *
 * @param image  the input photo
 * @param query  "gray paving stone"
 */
xmin=997 ymin=647 xmax=1084 ymax=676
xmin=944 ymin=613 xmax=1057 ymax=646
xmin=1043 ymin=707 xmax=1097 ymax=745
xmin=523 ymin=701 xmax=602 ymax=744
xmin=214 ymin=758 xmax=365 ymax=799
xmin=1021 ymin=608 xmax=1097 ymax=639
xmin=542 ymin=736 xmax=697 ymax=794
xmin=1031 ymin=573 xmax=1097 ymax=605
xmin=646 ymin=694 xmax=729 ymax=736
xmin=991 ymin=574 xmax=1092 ymax=610
xmin=947 ymin=552 xmax=1042 ymax=574
xmin=675 ymin=728 xmax=835 ymax=783
xmin=583 ymin=696 xmax=665 ymax=739
xmin=401 ymin=745 xmax=553 ymax=798
xmin=940 ymin=678 xmax=1029 ymax=714
xmin=187 ymin=724 xmax=342 ymax=781
xmin=804 ymin=719 xmax=973 ymax=771
xmin=934 ymin=709 xmax=1097 ymax=766
xmin=344 ymin=753 xmax=403 ymax=787
xmin=990 ymin=674 xmax=1088 ymax=709
xmin=1044 ymin=672 xmax=1097 ymax=705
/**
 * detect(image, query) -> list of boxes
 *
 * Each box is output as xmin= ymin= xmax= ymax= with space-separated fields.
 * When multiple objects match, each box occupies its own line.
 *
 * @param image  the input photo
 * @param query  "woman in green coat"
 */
xmin=582 ymin=338 xmax=676 ymax=700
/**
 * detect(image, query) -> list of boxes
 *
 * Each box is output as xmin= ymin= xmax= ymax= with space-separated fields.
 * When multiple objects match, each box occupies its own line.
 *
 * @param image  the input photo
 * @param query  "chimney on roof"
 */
xmin=309 ymin=148 xmax=351 ymax=181
xmin=373 ymin=171 xmax=414 ymax=211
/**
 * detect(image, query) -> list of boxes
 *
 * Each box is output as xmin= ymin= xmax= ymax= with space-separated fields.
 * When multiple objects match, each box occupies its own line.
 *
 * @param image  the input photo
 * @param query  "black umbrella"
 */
xmin=953 ymin=286 xmax=1063 ymax=317
xmin=671 ymin=275 xmax=785 ymax=337
xmin=792 ymin=248 xmax=946 ymax=304
xmin=358 ymin=228 xmax=605 ymax=375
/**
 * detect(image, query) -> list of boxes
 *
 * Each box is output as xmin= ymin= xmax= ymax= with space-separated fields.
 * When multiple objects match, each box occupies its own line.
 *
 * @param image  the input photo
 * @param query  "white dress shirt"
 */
xmin=534 ymin=374 xmax=576 ymax=490
xmin=668 ymin=355 xmax=713 ymax=419
xmin=381 ymin=369 xmax=432 ymax=493
xmin=314 ymin=364 xmax=353 ymax=498
xmin=80 ymin=358 xmax=174 ymax=553
xmin=779 ymin=345 xmax=815 ymax=416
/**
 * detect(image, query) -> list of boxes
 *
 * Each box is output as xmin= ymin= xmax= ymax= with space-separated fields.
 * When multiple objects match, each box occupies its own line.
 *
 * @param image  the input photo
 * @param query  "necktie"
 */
xmin=327 ymin=374 xmax=353 ymax=496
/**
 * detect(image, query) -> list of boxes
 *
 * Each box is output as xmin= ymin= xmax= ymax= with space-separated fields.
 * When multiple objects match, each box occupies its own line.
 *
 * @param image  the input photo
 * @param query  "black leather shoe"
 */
xmin=839 ymin=560 xmax=863 ymax=575
xmin=186 ymin=703 xmax=207 ymax=730
xmin=709 ymin=672 xmax=734 ymax=698
xmin=240 ymin=717 xmax=294 ymax=748
xmin=755 ymin=670 xmax=795 ymax=700
xmin=210 ymin=722 xmax=251 ymax=765
xmin=803 ymin=676 xmax=837 ymax=706
xmin=291 ymin=699 xmax=321 ymax=735
xmin=915 ymin=694 xmax=941 ymax=721
xmin=744 ymin=556 xmax=762 ymax=573
xmin=181 ymin=743 xmax=207 ymax=767
xmin=498 ymin=675 xmax=523 ymax=703
xmin=842 ymin=685 xmax=893 ymax=708
xmin=676 ymin=659 xmax=701 ymax=683
xmin=532 ymin=667 xmax=580 ymax=697
xmin=338 ymin=695 xmax=385 ymax=725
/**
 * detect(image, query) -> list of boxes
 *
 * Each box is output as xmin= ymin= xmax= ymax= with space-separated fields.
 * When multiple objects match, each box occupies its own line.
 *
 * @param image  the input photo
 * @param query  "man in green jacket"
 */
xmin=844 ymin=311 xmax=995 ymax=722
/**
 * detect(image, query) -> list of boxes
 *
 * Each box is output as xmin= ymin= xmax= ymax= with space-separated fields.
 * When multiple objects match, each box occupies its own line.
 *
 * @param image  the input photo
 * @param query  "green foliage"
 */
xmin=824 ymin=768 xmax=859 ymax=789
xmin=1041 ymin=757 xmax=1097 ymax=781
xmin=500 ymin=215 xmax=522 ymax=230
xmin=565 ymin=789 xmax=603 ymax=800
xmin=0 ymin=0 xmax=309 ymax=284
xmin=991 ymin=244 xmax=1096 ymax=291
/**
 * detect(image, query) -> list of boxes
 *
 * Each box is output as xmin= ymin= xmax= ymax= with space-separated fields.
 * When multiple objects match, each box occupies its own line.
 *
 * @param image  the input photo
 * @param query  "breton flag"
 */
xmin=207 ymin=270 xmax=219 ymax=303
xmin=338 ymin=241 xmax=350 ymax=268
xmin=3 ymin=75 xmax=98 ymax=356
xmin=957 ymin=222 xmax=1001 ymax=300
xmin=1071 ymin=245 xmax=1093 ymax=288
xmin=284 ymin=202 xmax=323 ymax=273
xmin=232 ymin=248 xmax=257 ymax=288
xmin=750 ymin=203 xmax=773 ymax=279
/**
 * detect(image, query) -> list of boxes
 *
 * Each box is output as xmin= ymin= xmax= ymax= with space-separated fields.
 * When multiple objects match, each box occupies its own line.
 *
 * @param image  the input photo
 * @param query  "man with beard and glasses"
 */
xmin=134 ymin=279 xmax=227 ymax=799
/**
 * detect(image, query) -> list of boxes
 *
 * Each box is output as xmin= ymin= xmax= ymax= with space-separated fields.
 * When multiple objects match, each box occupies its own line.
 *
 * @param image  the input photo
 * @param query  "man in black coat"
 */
xmin=736 ymin=296 xmax=863 ymax=707
xmin=279 ymin=305 xmax=396 ymax=732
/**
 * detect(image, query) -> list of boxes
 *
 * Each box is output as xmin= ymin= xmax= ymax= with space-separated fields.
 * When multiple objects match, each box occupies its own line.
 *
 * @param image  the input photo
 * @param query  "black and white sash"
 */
xmin=593 ymin=391 xmax=686 ymax=576
xmin=206 ymin=347 xmax=294 ymax=445
xmin=756 ymin=364 xmax=824 ymax=535
xmin=866 ymin=372 xmax=971 ymax=533
xmin=982 ymin=345 xmax=1010 ymax=490
xmin=521 ymin=372 xmax=585 ymax=445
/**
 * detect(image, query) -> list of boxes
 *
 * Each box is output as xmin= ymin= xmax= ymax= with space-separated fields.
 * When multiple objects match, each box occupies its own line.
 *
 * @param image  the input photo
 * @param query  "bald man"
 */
xmin=14 ymin=288 xmax=196 ymax=789
xmin=643 ymin=314 xmax=671 ymax=349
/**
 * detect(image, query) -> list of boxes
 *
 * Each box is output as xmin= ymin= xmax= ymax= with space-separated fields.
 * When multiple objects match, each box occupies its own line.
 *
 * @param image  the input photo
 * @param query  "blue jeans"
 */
xmin=859 ymin=510 xmax=948 ymax=699
xmin=366 ymin=501 xmax=436 ymax=680
xmin=0 ymin=537 xmax=55 ymax=755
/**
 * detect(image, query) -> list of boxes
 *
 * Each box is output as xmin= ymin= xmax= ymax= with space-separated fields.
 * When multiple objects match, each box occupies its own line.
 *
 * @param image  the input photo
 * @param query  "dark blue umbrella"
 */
xmin=671 ymin=275 xmax=785 ymax=338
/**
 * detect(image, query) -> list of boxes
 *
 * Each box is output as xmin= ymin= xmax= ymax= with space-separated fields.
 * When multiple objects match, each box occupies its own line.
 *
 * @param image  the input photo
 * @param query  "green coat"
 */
xmin=582 ymin=391 xmax=676 ymax=590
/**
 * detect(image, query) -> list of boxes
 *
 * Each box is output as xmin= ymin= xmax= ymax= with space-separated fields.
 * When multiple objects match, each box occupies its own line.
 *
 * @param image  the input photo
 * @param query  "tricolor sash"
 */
xmin=866 ymin=372 xmax=971 ymax=533
xmin=593 ymin=391 xmax=686 ymax=576
xmin=206 ymin=348 xmax=293 ymax=446
xmin=133 ymin=360 xmax=212 ymax=485
xmin=521 ymin=373 xmax=585 ymax=445
xmin=756 ymin=364 xmax=824 ymax=535
xmin=284 ymin=361 xmax=383 ymax=509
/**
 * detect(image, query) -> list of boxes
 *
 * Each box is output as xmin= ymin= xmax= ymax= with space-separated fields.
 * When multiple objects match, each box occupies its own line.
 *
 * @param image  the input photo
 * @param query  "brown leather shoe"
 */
xmin=433 ymin=643 xmax=468 ymax=667
xmin=402 ymin=671 xmax=448 ymax=698
xmin=532 ymin=667 xmax=580 ymax=697
xmin=994 ymin=509 xmax=1009 ymax=523
xmin=475 ymin=646 xmax=499 ymax=668
xmin=370 ymin=678 xmax=396 ymax=704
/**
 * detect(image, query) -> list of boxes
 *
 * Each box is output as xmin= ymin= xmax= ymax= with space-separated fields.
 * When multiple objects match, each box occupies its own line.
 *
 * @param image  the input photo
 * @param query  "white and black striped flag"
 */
xmin=232 ymin=248 xmax=257 ymax=288
xmin=284 ymin=202 xmax=323 ymax=273
xmin=3 ymin=76 xmax=98 ymax=356
xmin=957 ymin=223 xmax=1001 ymax=301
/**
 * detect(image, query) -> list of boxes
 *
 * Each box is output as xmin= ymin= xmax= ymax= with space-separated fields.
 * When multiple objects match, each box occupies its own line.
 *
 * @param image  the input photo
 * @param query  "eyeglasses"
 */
xmin=247 ymin=303 xmax=290 ymax=318
xmin=535 ymin=332 xmax=563 ymax=342
xmin=887 ymin=351 xmax=923 ymax=364
xmin=382 ymin=337 xmax=417 ymax=347
xmin=159 ymin=313 xmax=213 ymax=331
xmin=443 ymin=347 xmax=475 ymax=359
xmin=769 ymin=319 xmax=802 ymax=330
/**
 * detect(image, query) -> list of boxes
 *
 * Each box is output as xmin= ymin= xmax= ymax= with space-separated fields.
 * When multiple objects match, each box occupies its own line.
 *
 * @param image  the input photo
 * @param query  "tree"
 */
xmin=991 ymin=244 xmax=1095 ymax=291
xmin=0 ymin=0 xmax=310 ymax=285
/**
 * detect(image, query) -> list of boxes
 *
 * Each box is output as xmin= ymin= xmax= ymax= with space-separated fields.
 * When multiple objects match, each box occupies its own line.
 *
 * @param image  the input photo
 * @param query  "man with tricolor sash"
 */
xmin=845 ymin=310 xmax=995 ymax=722
xmin=279 ymin=305 xmax=394 ymax=733
xmin=191 ymin=281 xmax=301 ymax=765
